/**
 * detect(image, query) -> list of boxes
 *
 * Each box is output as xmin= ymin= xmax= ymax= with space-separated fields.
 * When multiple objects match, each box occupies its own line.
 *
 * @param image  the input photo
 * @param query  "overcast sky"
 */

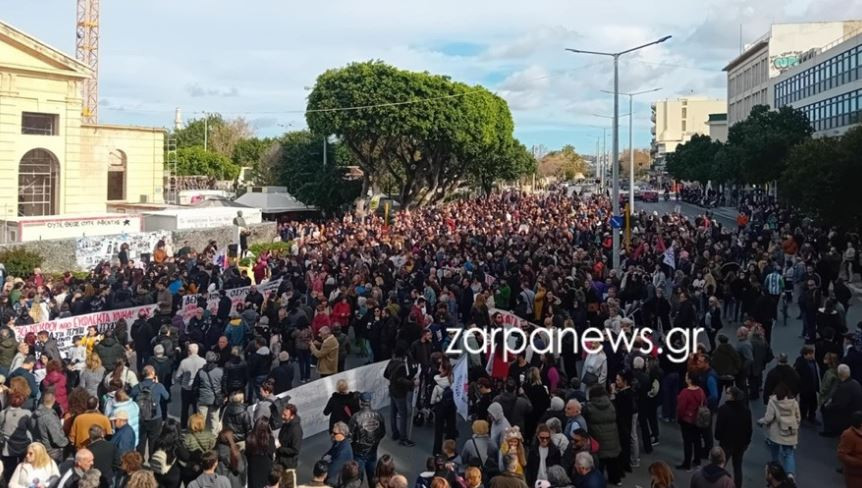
xmin=5 ymin=0 xmax=862 ymax=154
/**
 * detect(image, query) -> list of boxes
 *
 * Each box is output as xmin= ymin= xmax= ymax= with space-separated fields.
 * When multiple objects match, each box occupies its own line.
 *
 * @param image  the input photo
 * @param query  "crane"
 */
xmin=76 ymin=0 xmax=100 ymax=124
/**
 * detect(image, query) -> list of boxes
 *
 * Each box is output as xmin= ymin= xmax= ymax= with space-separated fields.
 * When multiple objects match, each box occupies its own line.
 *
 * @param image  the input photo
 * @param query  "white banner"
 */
xmin=179 ymin=279 xmax=283 ymax=321
xmin=452 ymin=355 xmax=469 ymax=421
xmin=663 ymin=248 xmax=676 ymax=269
xmin=13 ymin=304 xmax=159 ymax=357
xmin=271 ymin=360 xmax=392 ymax=439
xmin=76 ymin=230 xmax=172 ymax=269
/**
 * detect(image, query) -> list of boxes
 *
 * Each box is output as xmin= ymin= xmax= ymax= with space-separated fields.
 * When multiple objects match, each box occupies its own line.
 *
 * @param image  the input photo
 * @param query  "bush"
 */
xmin=248 ymin=241 xmax=292 ymax=257
xmin=0 ymin=247 xmax=44 ymax=278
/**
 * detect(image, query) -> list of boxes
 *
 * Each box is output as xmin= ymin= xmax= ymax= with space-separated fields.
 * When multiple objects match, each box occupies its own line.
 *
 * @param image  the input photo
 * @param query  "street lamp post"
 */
xmin=592 ymin=113 xmax=631 ymax=198
xmin=566 ymin=35 xmax=671 ymax=271
xmin=601 ymin=87 xmax=661 ymax=214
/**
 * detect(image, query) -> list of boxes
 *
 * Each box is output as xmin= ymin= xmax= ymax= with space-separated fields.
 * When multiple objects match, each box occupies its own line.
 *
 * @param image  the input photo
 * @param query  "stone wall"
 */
xmin=0 ymin=222 xmax=277 ymax=273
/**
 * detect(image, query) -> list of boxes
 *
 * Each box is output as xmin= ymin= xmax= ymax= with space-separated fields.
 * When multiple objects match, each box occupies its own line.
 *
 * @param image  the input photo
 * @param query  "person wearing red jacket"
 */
xmin=311 ymin=303 xmax=332 ymax=337
xmin=676 ymin=373 xmax=707 ymax=470
xmin=331 ymin=296 xmax=352 ymax=329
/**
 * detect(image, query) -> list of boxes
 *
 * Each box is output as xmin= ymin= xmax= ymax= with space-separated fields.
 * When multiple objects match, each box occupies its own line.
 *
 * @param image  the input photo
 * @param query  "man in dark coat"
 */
xmin=793 ymin=345 xmax=821 ymax=422
xmin=714 ymin=386 xmax=752 ymax=488
xmin=275 ymin=404 xmax=303 ymax=470
xmin=268 ymin=351 xmax=295 ymax=395
xmin=87 ymin=425 xmax=118 ymax=488
xmin=823 ymin=364 xmax=862 ymax=436
xmin=763 ymin=354 xmax=800 ymax=404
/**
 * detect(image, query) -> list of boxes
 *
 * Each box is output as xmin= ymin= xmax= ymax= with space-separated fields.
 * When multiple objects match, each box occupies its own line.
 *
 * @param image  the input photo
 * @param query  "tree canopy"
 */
xmin=176 ymin=146 xmax=240 ymax=180
xmin=538 ymin=145 xmax=588 ymax=180
xmin=306 ymin=61 xmax=532 ymax=207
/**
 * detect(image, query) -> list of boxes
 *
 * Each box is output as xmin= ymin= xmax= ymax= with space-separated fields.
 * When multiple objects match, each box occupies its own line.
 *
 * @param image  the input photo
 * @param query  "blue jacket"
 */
xmin=130 ymin=379 xmax=170 ymax=420
xmin=574 ymin=468 xmax=606 ymax=488
xmin=111 ymin=424 xmax=136 ymax=454
xmin=106 ymin=399 xmax=141 ymax=446
xmin=325 ymin=440 xmax=353 ymax=484
xmin=224 ymin=322 xmax=246 ymax=348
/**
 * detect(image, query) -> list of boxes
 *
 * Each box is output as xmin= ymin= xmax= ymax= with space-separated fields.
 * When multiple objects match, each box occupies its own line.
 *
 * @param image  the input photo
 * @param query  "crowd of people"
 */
xmin=0 ymin=186 xmax=859 ymax=488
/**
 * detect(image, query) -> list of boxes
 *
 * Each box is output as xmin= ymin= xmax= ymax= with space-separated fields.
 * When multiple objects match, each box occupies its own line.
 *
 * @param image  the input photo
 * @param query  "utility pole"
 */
xmin=203 ymin=112 xmax=208 ymax=152
xmin=322 ymin=136 xmax=327 ymax=167
xmin=567 ymin=35 xmax=671 ymax=271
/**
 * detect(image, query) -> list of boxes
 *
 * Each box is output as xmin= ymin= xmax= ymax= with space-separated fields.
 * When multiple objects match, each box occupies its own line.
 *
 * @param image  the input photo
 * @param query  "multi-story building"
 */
xmin=772 ymin=31 xmax=862 ymax=137
xmin=724 ymin=21 xmax=862 ymax=126
xmin=650 ymin=97 xmax=725 ymax=165
xmin=0 ymin=20 xmax=165 ymax=218
xmin=706 ymin=113 xmax=728 ymax=143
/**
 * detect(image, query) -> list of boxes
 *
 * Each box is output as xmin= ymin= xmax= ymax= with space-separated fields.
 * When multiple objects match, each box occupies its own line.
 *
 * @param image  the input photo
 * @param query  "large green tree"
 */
xmin=176 ymin=146 xmax=240 ymax=179
xmin=665 ymin=134 xmax=721 ymax=185
xmin=261 ymin=130 xmax=361 ymax=213
xmin=781 ymin=126 xmax=862 ymax=229
xmin=305 ymin=61 xmax=529 ymax=207
xmin=727 ymin=104 xmax=812 ymax=185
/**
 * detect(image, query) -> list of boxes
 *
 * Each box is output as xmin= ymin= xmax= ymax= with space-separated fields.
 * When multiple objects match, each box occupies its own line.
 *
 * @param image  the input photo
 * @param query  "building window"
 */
xmin=107 ymin=149 xmax=127 ymax=201
xmin=18 ymin=148 xmax=59 ymax=216
xmin=21 ymin=113 xmax=59 ymax=136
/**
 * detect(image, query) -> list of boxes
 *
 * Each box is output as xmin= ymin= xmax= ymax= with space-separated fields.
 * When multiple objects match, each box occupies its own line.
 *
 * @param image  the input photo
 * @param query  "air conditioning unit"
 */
xmin=139 ymin=194 xmax=149 ymax=203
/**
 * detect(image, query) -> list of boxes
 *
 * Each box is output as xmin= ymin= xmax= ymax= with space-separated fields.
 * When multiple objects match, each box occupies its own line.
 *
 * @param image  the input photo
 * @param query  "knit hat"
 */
xmin=503 ymin=426 xmax=523 ymax=442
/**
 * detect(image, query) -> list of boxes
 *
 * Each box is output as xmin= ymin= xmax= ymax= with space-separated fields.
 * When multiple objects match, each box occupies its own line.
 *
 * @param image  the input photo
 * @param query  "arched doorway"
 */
xmin=18 ymin=148 xmax=59 ymax=216
xmin=107 ymin=149 xmax=127 ymax=201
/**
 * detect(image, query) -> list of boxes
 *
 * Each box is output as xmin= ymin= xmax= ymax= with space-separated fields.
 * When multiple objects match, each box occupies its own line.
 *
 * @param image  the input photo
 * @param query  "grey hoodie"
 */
xmin=31 ymin=405 xmax=69 ymax=460
xmin=487 ymin=402 xmax=511 ymax=447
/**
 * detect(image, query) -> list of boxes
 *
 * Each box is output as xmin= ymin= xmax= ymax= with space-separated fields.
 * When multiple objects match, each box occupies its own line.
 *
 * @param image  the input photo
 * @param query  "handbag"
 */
xmin=696 ymin=400 xmax=712 ymax=429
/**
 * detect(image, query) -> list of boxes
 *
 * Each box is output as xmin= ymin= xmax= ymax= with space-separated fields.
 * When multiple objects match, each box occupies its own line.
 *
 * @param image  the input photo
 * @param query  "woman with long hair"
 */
xmin=523 ymin=367 xmax=550 ymax=439
xmin=0 ymin=392 xmax=33 ymax=481
xmin=149 ymin=418 xmax=182 ymax=487
xmin=374 ymin=454 xmax=397 ymax=488
xmin=245 ymin=418 xmax=276 ymax=488
xmin=42 ymin=359 xmax=68 ymax=413
xmin=126 ymin=470 xmax=158 ymax=488
xmin=337 ymin=460 xmax=363 ymax=488
xmin=648 ymin=460 xmax=675 ymax=488
xmin=216 ymin=428 xmax=247 ymax=488
xmin=430 ymin=361 xmax=458 ymax=455
xmin=104 ymin=358 xmax=138 ymax=390
xmin=112 ymin=451 xmax=143 ymax=488
xmin=79 ymin=353 xmax=105 ymax=398
xmin=7 ymin=442 xmax=59 ymax=488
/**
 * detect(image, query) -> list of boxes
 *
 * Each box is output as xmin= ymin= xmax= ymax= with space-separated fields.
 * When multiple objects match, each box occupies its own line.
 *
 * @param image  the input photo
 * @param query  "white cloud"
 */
xmin=5 ymin=0 xmax=862 ymax=152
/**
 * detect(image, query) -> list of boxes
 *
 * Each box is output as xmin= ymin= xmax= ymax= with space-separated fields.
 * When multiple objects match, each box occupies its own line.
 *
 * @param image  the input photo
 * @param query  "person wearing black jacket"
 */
xmin=526 ymin=424 xmax=561 ymax=486
xmin=268 ymin=351 xmax=294 ymax=395
xmin=613 ymin=370 xmax=637 ymax=474
xmin=275 ymin=403 xmax=303 ymax=470
xmin=216 ymin=291 xmax=232 ymax=325
xmin=793 ymin=345 xmax=821 ymax=422
xmin=349 ymin=392 xmax=386 ymax=485
xmin=131 ymin=312 xmax=156 ymax=371
xmin=714 ymin=387 xmax=752 ymax=488
xmin=323 ymin=380 xmax=361 ymax=430
xmin=222 ymin=346 xmax=249 ymax=395
xmin=383 ymin=345 xmax=416 ymax=447
xmin=673 ymin=291 xmax=697 ymax=329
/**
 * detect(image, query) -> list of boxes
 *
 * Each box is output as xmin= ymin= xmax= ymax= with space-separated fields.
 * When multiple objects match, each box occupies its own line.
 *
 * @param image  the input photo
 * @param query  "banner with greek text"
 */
xmin=13 ymin=304 xmax=159 ymax=358
xmin=179 ymin=279 xmax=283 ymax=321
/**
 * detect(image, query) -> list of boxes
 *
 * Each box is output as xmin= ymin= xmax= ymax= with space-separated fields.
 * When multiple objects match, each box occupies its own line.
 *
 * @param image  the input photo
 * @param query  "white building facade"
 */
xmin=772 ymin=32 xmax=862 ymax=137
xmin=650 ymin=97 xmax=725 ymax=164
xmin=724 ymin=21 xmax=862 ymax=126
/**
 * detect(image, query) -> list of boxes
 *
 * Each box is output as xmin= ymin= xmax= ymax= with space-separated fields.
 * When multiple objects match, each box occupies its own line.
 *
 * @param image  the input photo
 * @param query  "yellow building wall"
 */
xmin=0 ymin=26 xmax=165 ymax=217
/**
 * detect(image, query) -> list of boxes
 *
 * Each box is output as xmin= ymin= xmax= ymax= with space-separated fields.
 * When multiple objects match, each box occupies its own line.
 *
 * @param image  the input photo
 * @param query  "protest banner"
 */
xmin=452 ymin=355 xmax=469 ymax=421
xmin=14 ymin=304 xmax=159 ymax=358
xmin=179 ymin=279 xmax=283 ymax=321
xmin=76 ymin=230 xmax=172 ymax=269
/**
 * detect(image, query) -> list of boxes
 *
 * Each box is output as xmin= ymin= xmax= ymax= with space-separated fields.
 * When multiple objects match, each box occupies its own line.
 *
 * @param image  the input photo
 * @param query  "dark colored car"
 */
xmin=641 ymin=190 xmax=659 ymax=202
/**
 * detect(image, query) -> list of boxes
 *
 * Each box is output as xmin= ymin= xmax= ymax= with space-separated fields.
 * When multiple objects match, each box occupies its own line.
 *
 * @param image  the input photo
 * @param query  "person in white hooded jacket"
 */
xmin=430 ymin=363 xmax=457 ymax=454
xmin=758 ymin=383 xmax=801 ymax=478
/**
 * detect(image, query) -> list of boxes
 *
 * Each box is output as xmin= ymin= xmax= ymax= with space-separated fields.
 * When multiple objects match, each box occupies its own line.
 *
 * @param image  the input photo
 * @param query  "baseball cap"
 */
xmin=359 ymin=392 xmax=373 ymax=403
xmin=110 ymin=410 xmax=129 ymax=421
xmin=535 ymin=481 xmax=551 ymax=488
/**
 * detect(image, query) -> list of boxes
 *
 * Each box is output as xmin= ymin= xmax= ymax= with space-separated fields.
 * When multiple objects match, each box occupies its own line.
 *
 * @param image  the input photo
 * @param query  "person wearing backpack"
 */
xmin=430 ymin=361 xmax=458 ymax=455
xmin=196 ymin=351 xmax=225 ymax=433
xmin=759 ymin=383 xmax=801 ymax=478
xmin=131 ymin=365 xmax=169 ymax=458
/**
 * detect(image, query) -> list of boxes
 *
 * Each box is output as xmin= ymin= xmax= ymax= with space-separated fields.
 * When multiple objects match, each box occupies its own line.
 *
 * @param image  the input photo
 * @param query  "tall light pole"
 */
xmin=566 ymin=35 xmax=671 ymax=271
xmin=601 ymin=87 xmax=661 ymax=214
xmin=593 ymin=113 xmax=631 ymax=197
